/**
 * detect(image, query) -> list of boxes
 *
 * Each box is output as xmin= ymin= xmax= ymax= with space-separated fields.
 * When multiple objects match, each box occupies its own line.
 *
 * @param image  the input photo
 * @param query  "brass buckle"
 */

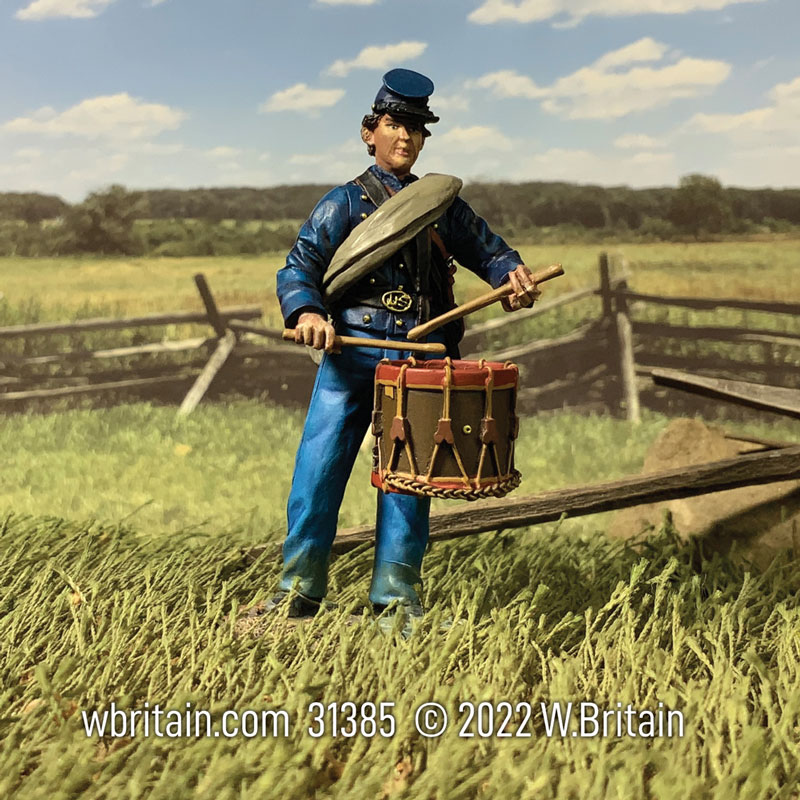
xmin=381 ymin=290 xmax=413 ymax=312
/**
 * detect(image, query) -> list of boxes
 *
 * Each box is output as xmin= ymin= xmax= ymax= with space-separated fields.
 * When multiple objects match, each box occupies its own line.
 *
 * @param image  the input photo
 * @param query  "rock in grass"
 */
xmin=610 ymin=418 xmax=800 ymax=568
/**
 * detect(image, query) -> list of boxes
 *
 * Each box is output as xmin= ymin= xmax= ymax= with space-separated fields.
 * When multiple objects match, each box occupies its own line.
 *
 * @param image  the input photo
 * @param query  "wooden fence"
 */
xmin=0 ymin=275 xmax=318 ymax=410
xmin=1 ymin=256 xmax=798 ymax=419
xmin=461 ymin=252 xmax=800 ymax=421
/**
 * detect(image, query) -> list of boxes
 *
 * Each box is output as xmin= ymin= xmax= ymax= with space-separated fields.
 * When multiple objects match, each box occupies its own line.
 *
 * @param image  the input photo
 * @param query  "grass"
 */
xmin=0 ymin=403 xmax=664 ymax=540
xmin=1 ymin=241 xmax=798 ymax=797
xmin=0 ymin=239 xmax=797 ymax=328
xmin=2 ymin=488 xmax=799 ymax=798
xmin=1 ymin=401 xmax=794 ymax=541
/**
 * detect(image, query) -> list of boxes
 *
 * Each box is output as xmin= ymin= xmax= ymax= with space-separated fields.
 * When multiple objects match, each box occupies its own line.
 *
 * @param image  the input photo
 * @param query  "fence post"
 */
xmin=194 ymin=273 xmax=227 ymax=338
xmin=599 ymin=252 xmax=640 ymax=423
xmin=615 ymin=275 xmax=641 ymax=424
xmin=598 ymin=252 xmax=613 ymax=321
xmin=598 ymin=252 xmax=618 ymax=414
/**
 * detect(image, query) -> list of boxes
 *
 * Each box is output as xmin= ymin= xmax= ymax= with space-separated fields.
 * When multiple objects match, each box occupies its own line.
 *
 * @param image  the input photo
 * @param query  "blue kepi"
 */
xmin=372 ymin=68 xmax=439 ymax=123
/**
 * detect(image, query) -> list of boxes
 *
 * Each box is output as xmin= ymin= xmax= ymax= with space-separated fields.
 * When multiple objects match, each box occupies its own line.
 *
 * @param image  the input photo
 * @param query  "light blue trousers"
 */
xmin=279 ymin=327 xmax=443 ymax=607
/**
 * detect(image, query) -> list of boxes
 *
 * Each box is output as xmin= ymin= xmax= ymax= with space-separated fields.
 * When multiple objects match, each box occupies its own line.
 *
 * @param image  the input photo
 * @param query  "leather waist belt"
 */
xmin=343 ymin=288 xmax=421 ymax=312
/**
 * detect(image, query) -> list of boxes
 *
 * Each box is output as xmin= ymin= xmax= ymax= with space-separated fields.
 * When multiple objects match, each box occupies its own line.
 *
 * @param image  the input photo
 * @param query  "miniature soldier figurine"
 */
xmin=269 ymin=68 xmax=539 ymax=632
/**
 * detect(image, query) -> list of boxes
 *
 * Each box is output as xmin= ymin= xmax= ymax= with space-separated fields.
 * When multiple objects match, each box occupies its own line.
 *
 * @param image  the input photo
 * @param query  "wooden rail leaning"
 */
xmin=241 ymin=445 xmax=800 ymax=559
xmin=0 ymin=374 xmax=191 ymax=402
xmin=460 ymin=286 xmax=597 ymax=348
xmin=634 ymin=321 xmax=800 ymax=347
xmin=0 ymin=306 xmax=263 ymax=339
xmin=486 ymin=321 xmax=597 ymax=362
xmin=648 ymin=367 xmax=800 ymax=418
xmin=613 ymin=290 xmax=800 ymax=317
xmin=3 ymin=337 xmax=216 ymax=367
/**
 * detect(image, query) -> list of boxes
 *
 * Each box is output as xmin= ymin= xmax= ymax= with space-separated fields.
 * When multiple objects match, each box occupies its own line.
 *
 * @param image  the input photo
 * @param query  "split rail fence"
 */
xmin=460 ymin=252 xmax=800 ymax=421
xmin=1 ymin=255 xmax=798 ymax=421
xmin=0 ymin=276 xmax=314 ymax=411
xmin=0 ymin=259 xmax=796 ymax=553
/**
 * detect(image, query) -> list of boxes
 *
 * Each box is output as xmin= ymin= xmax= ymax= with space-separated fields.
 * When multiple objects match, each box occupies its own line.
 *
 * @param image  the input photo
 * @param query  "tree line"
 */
xmin=1 ymin=175 xmax=798 ymax=257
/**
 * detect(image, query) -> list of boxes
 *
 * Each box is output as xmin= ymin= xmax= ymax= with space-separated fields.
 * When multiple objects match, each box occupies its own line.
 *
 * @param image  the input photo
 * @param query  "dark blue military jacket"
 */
xmin=276 ymin=165 xmax=522 ymax=341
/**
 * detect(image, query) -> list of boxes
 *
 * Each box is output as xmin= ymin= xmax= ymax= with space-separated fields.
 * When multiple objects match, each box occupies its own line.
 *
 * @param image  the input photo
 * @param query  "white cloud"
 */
xmin=13 ymin=147 xmax=43 ymax=159
xmin=205 ymin=146 xmax=242 ymax=159
xmin=434 ymin=126 xmax=514 ymax=153
xmin=717 ymin=145 xmax=800 ymax=187
xmin=260 ymin=83 xmax=345 ymax=114
xmin=752 ymin=57 xmax=775 ymax=72
xmin=66 ymin=152 xmax=129 ymax=181
xmin=614 ymin=133 xmax=667 ymax=149
xmin=289 ymin=153 xmax=327 ymax=166
xmin=2 ymin=93 xmax=187 ymax=139
xmin=288 ymin=139 xmax=363 ymax=167
xmin=127 ymin=142 xmax=184 ymax=155
xmin=326 ymin=41 xmax=427 ymax=77
xmin=591 ymin=37 xmax=668 ymax=70
xmin=468 ymin=0 xmax=768 ymax=27
xmin=685 ymin=75 xmax=800 ymax=140
xmin=473 ymin=39 xmax=730 ymax=119
xmin=431 ymin=93 xmax=470 ymax=112
xmin=15 ymin=0 xmax=115 ymax=20
xmin=519 ymin=146 xmax=676 ymax=185
xmin=470 ymin=70 xmax=546 ymax=99
xmin=283 ymin=139 xmax=366 ymax=181
xmin=629 ymin=151 xmax=673 ymax=164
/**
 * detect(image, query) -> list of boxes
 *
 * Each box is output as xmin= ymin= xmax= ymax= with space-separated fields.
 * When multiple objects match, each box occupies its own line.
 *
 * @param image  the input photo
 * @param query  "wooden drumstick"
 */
xmin=282 ymin=329 xmax=446 ymax=354
xmin=407 ymin=263 xmax=564 ymax=342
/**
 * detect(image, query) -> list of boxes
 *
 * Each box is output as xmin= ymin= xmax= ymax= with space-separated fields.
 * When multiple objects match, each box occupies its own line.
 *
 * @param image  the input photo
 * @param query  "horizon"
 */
xmin=9 ymin=173 xmax=800 ymax=207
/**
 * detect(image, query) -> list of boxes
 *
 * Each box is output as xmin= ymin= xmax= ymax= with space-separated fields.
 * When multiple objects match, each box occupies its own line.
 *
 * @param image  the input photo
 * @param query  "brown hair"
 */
xmin=360 ymin=113 xmax=431 ymax=156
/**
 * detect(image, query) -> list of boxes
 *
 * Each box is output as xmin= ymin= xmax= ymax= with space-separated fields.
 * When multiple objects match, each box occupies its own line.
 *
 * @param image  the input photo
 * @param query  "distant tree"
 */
xmin=59 ymin=185 xmax=148 ymax=254
xmin=0 ymin=192 xmax=68 ymax=222
xmin=668 ymin=174 xmax=734 ymax=236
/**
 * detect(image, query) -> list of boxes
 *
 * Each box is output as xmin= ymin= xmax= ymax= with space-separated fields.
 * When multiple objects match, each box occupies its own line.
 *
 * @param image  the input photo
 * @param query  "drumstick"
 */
xmin=282 ymin=330 xmax=446 ymax=354
xmin=407 ymin=263 xmax=564 ymax=342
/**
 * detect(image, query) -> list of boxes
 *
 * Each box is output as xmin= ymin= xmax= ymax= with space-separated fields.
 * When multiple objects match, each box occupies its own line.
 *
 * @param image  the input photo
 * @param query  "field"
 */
xmin=1 ymin=239 xmax=798 ymax=326
xmin=1 ymin=240 xmax=798 ymax=798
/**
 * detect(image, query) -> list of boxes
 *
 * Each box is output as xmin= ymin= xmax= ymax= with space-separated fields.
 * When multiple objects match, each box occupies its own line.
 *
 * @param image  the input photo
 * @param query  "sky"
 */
xmin=0 ymin=0 xmax=798 ymax=202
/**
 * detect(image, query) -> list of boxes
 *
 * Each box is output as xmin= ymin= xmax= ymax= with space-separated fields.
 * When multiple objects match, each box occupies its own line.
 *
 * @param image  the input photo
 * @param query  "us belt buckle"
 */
xmin=381 ymin=290 xmax=413 ymax=313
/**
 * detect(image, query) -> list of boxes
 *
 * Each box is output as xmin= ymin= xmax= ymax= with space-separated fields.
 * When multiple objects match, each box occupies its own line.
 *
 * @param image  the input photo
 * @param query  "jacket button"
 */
xmin=398 ymin=263 xmax=405 ymax=269
xmin=398 ymin=284 xmax=404 ymax=290
xmin=363 ymin=314 xmax=372 ymax=324
xmin=395 ymin=318 xmax=404 ymax=327
xmin=433 ymin=223 xmax=439 ymax=229
xmin=360 ymin=212 xmax=368 ymax=220
xmin=361 ymin=194 xmax=368 ymax=201
xmin=369 ymin=276 xmax=376 ymax=285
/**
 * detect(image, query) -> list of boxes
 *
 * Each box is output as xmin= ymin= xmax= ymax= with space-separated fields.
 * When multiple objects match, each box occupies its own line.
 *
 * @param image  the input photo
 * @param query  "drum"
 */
xmin=371 ymin=357 xmax=521 ymax=501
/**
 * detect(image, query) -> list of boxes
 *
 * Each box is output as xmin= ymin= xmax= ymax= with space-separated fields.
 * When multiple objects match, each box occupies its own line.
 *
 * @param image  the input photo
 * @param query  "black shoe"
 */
xmin=263 ymin=590 xmax=323 ymax=618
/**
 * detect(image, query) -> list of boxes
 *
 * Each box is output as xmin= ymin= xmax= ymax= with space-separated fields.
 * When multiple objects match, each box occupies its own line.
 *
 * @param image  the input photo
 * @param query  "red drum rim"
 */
xmin=375 ymin=358 xmax=518 ymax=388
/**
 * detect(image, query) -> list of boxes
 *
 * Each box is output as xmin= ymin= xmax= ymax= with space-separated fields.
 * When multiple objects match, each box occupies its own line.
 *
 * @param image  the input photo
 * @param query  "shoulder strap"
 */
xmin=354 ymin=168 xmax=392 ymax=207
xmin=429 ymin=227 xmax=450 ymax=261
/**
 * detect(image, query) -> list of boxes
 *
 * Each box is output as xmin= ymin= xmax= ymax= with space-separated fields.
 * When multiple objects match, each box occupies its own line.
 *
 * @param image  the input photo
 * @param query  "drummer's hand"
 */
xmin=295 ymin=312 xmax=338 ymax=353
xmin=501 ymin=265 xmax=541 ymax=312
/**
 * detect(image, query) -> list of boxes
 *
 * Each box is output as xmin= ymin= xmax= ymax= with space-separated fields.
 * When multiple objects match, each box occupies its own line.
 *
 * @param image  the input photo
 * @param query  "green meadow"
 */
xmin=1 ymin=239 xmax=797 ymax=325
xmin=1 ymin=240 xmax=798 ymax=798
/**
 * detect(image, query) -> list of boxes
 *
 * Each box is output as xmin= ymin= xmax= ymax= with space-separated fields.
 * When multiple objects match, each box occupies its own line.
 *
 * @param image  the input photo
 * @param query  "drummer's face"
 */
xmin=365 ymin=114 xmax=425 ymax=178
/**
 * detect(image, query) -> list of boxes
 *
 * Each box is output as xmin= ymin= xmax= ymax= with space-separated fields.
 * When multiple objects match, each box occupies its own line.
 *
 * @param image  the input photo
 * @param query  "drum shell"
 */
xmin=371 ymin=358 xmax=520 ymax=499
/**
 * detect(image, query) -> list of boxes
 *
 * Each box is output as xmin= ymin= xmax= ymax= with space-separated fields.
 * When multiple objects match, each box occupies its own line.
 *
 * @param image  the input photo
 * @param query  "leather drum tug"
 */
xmin=371 ymin=357 xmax=522 ymax=501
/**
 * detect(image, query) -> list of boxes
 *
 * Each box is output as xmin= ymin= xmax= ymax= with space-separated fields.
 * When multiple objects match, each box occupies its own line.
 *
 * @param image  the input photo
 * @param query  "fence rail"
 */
xmin=1 ymin=255 xmax=797 ymax=418
xmin=0 ymin=306 xmax=262 ymax=339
